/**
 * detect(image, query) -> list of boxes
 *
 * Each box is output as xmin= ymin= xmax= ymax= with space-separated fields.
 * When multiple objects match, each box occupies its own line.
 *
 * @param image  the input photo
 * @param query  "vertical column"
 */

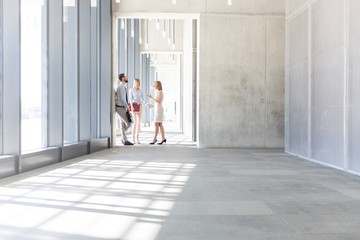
xmin=2 ymin=0 xmax=20 ymax=155
xmin=48 ymin=0 xmax=63 ymax=147
xmin=141 ymin=54 xmax=150 ymax=125
xmin=79 ymin=0 xmax=91 ymax=141
xmin=99 ymin=0 xmax=111 ymax=137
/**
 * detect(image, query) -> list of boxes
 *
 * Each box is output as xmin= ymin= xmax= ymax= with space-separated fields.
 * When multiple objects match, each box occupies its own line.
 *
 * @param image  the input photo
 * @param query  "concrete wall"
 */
xmin=286 ymin=0 xmax=360 ymax=175
xmin=199 ymin=15 xmax=285 ymax=147
xmin=113 ymin=0 xmax=285 ymax=148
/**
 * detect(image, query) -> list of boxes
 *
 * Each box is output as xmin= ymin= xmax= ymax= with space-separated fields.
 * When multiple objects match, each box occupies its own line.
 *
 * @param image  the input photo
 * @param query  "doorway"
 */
xmin=111 ymin=14 xmax=199 ymax=147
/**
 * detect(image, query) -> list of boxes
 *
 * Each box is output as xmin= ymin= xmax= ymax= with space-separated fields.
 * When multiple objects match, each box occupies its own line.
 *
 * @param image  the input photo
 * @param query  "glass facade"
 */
xmin=0 ymin=0 xmax=111 ymax=179
xmin=21 ymin=0 xmax=48 ymax=152
xmin=63 ymin=0 xmax=79 ymax=144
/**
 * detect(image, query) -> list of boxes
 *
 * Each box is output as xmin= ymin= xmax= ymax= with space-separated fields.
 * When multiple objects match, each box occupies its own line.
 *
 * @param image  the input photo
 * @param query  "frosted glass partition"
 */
xmin=286 ymin=0 xmax=360 ymax=175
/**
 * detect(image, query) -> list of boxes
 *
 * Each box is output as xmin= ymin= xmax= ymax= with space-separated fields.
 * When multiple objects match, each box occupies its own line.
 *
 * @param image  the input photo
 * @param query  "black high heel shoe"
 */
xmin=149 ymin=139 xmax=157 ymax=145
xmin=158 ymin=139 xmax=167 ymax=145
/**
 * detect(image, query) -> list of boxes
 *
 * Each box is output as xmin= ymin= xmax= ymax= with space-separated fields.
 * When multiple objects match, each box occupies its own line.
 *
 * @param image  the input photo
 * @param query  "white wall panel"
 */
xmin=287 ymin=10 xmax=309 ymax=156
xmin=288 ymin=109 xmax=308 ymax=155
xmin=312 ymin=48 xmax=344 ymax=109
xmin=310 ymin=0 xmax=345 ymax=167
xmin=289 ymin=10 xmax=308 ymax=65
xmin=348 ymin=0 xmax=360 ymax=173
xmin=289 ymin=62 xmax=308 ymax=110
xmin=311 ymin=0 xmax=344 ymax=55
xmin=348 ymin=107 xmax=360 ymax=172
xmin=286 ymin=0 xmax=354 ymax=172
xmin=287 ymin=0 xmax=308 ymax=16
xmin=311 ymin=108 xmax=343 ymax=166
xmin=288 ymin=62 xmax=308 ymax=156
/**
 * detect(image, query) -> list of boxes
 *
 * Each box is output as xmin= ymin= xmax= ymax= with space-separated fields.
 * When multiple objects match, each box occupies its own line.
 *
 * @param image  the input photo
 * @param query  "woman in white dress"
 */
xmin=146 ymin=80 xmax=166 ymax=145
xmin=129 ymin=78 xmax=144 ymax=144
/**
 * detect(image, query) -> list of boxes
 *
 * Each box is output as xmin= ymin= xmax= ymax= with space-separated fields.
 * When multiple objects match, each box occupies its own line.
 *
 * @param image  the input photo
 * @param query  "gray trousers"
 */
xmin=116 ymin=106 xmax=131 ymax=142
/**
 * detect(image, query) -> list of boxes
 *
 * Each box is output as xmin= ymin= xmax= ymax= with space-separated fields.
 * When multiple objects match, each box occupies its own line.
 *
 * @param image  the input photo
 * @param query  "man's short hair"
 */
xmin=119 ymin=73 xmax=125 ymax=80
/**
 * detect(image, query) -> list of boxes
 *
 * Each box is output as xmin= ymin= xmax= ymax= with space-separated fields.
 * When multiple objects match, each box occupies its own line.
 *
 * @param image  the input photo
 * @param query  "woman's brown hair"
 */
xmin=155 ymin=80 xmax=162 ymax=91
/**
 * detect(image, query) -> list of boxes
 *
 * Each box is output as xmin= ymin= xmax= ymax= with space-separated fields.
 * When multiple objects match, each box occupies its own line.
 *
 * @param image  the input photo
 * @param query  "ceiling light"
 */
xmin=162 ymin=20 xmax=166 ymax=38
xmin=146 ymin=19 xmax=149 ymax=49
xmin=172 ymin=20 xmax=175 ymax=50
xmin=139 ymin=20 xmax=142 ymax=44
xmin=131 ymin=19 xmax=134 ymax=38
xmin=121 ymin=19 xmax=125 ymax=29
xmin=156 ymin=19 xmax=160 ymax=30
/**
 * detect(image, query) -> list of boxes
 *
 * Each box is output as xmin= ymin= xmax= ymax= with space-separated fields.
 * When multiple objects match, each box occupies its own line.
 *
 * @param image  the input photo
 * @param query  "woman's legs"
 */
xmin=132 ymin=115 xmax=136 ymax=142
xmin=159 ymin=123 xmax=165 ymax=141
xmin=136 ymin=110 xmax=142 ymax=142
xmin=133 ymin=111 xmax=142 ymax=143
xmin=153 ymin=123 xmax=159 ymax=142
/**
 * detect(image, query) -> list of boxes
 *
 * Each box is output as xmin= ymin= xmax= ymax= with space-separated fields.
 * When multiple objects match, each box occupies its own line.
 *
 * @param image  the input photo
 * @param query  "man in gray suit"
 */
xmin=115 ymin=73 xmax=134 ymax=145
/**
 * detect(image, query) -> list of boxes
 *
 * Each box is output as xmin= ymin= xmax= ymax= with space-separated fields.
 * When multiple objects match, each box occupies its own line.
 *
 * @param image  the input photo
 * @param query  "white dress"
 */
xmin=154 ymin=90 xmax=164 ymax=123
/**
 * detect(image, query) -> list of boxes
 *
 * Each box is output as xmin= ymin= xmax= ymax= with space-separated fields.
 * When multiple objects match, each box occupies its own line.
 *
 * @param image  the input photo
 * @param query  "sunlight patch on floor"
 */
xmin=0 ymin=157 xmax=196 ymax=240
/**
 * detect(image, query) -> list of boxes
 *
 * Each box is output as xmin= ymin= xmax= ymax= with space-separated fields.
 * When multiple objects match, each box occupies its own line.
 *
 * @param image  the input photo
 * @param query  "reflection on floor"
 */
xmin=1 ymin=141 xmax=360 ymax=239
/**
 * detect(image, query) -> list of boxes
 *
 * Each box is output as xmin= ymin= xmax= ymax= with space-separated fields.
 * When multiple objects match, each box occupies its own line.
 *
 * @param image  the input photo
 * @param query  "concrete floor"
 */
xmin=1 ymin=132 xmax=360 ymax=239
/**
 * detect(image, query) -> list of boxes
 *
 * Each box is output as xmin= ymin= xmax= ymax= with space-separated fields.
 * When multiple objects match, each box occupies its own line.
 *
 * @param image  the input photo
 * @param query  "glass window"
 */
xmin=91 ymin=0 xmax=99 ymax=139
xmin=0 ymin=0 xmax=3 ymax=154
xmin=21 ymin=0 xmax=48 ymax=152
xmin=63 ymin=0 xmax=78 ymax=144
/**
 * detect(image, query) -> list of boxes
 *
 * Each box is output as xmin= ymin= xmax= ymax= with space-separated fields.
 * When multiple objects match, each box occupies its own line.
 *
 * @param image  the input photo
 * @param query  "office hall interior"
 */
xmin=1 ymin=0 xmax=360 ymax=239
